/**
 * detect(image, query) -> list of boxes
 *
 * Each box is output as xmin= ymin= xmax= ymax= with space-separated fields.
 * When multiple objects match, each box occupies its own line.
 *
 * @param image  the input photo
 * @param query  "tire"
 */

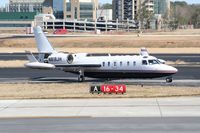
xmin=166 ymin=77 xmax=173 ymax=83
xmin=78 ymin=75 xmax=85 ymax=82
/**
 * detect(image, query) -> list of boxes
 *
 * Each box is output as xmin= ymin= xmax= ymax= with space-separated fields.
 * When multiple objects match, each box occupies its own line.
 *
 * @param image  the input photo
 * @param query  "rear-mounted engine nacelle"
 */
xmin=67 ymin=54 xmax=74 ymax=64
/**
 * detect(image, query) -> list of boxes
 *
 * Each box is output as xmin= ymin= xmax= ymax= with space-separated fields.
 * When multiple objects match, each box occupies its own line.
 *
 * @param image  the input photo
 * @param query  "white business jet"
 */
xmin=24 ymin=26 xmax=178 ymax=82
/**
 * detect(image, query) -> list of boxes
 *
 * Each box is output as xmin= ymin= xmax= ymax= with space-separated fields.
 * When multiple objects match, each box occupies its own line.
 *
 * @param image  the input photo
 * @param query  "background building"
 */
xmin=143 ymin=0 xmax=154 ymax=13
xmin=112 ymin=0 xmax=134 ymax=21
xmin=9 ymin=0 xmax=44 ymax=12
xmin=154 ymin=0 xmax=170 ymax=15
xmin=112 ymin=0 xmax=170 ymax=21
xmin=97 ymin=9 xmax=112 ymax=20
xmin=5 ymin=0 xmax=98 ymax=20
xmin=43 ymin=0 xmax=53 ymax=14
xmin=63 ymin=0 xmax=98 ymax=20
xmin=112 ymin=0 xmax=152 ymax=21
xmin=52 ymin=0 xmax=64 ymax=19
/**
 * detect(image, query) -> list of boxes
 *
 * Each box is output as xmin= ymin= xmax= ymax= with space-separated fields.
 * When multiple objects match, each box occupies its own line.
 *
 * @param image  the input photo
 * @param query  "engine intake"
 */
xmin=67 ymin=54 xmax=74 ymax=64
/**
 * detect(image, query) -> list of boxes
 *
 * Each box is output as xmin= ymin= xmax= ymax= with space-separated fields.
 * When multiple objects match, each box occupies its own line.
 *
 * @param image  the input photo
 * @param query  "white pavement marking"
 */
xmin=0 ymin=98 xmax=200 ymax=118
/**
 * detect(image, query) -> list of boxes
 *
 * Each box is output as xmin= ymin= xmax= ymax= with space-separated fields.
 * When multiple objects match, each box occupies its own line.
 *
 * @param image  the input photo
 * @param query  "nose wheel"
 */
xmin=78 ymin=69 xmax=85 ymax=82
xmin=166 ymin=77 xmax=173 ymax=83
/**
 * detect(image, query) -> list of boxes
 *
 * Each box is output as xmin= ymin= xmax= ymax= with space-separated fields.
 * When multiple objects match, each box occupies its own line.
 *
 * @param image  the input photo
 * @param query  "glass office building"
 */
xmin=79 ymin=2 xmax=93 ymax=20
xmin=154 ymin=0 xmax=168 ymax=15
xmin=53 ymin=0 xmax=64 ymax=19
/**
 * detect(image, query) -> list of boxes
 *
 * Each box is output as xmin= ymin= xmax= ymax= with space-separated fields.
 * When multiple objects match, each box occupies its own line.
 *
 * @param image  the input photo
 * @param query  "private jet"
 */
xmin=24 ymin=26 xmax=178 ymax=82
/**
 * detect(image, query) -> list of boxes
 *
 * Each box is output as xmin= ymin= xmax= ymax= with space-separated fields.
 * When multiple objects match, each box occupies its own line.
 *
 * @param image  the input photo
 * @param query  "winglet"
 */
xmin=140 ymin=47 xmax=149 ymax=56
xmin=25 ymin=50 xmax=38 ymax=63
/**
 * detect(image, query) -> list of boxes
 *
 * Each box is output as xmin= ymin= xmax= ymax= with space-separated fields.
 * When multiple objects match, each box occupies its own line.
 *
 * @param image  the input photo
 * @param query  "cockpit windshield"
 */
xmin=148 ymin=59 xmax=160 ymax=65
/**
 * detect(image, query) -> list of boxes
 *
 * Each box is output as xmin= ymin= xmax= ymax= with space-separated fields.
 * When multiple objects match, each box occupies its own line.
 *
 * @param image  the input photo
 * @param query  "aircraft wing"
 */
xmin=55 ymin=64 xmax=101 ymax=68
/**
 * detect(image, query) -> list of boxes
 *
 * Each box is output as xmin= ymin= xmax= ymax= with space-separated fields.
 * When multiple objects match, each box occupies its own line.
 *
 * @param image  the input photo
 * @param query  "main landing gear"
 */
xmin=78 ymin=69 xmax=85 ymax=82
xmin=166 ymin=77 xmax=173 ymax=83
xmin=78 ymin=75 xmax=85 ymax=82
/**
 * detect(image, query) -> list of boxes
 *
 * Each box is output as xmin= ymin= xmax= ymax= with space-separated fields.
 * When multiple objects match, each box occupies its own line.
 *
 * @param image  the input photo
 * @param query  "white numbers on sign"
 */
xmin=115 ymin=86 xmax=123 ymax=92
xmin=103 ymin=86 xmax=110 ymax=92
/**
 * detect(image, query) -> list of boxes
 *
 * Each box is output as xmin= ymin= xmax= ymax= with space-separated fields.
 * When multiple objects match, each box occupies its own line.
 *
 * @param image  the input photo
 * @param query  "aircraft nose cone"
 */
xmin=172 ymin=67 xmax=178 ymax=73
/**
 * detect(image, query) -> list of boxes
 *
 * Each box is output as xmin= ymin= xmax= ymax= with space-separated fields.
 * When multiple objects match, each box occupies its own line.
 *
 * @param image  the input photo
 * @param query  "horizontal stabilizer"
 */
xmin=24 ymin=62 xmax=55 ymax=69
xmin=25 ymin=50 xmax=55 ymax=69
xmin=25 ymin=50 xmax=38 ymax=63
xmin=140 ymin=47 xmax=149 ymax=56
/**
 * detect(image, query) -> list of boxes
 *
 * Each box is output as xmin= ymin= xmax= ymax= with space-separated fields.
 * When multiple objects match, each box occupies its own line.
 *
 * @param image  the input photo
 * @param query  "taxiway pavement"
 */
xmin=0 ymin=117 xmax=200 ymax=133
xmin=1 ymin=97 xmax=200 ymax=118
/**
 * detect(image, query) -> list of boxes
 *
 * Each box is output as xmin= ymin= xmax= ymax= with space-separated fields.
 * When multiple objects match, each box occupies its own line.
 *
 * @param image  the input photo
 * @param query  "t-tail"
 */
xmin=24 ymin=50 xmax=55 ymax=69
xmin=140 ymin=47 xmax=149 ymax=56
xmin=33 ymin=26 xmax=57 ymax=62
xmin=140 ymin=47 xmax=166 ymax=64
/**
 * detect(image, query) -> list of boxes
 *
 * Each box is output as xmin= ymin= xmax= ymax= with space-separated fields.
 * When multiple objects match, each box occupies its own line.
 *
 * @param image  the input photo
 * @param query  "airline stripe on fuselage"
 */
xmin=84 ymin=69 xmax=177 ymax=74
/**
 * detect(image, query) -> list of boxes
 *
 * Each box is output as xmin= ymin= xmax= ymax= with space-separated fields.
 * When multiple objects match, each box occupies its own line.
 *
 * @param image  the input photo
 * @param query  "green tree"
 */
xmin=136 ymin=7 xmax=154 ymax=29
xmin=102 ymin=3 xmax=112 ymax=9
xmin=191 ymin=8 xmax=200 ymax=28
xmin=173 ymin=1 xmax=187 ymax=7
xmin=162 ymin=10 xmax=170 ymax=29
xmin=169 ymin=2 xmax=186 ymax=29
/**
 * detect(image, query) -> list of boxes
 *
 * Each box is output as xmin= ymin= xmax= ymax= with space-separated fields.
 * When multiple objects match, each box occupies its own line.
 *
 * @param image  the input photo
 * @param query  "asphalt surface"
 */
xmin=0 ymin=53 xmax=200 ymax=62
xmin=0 ymin=67 xmax=199 ymax=86
xmin=0 ymin=117 xmax=200 ymax=133
xmin=0 ymin=53 xmax=199 ymax=86
xmin=0 ymin=67 xmax=199 ymax=79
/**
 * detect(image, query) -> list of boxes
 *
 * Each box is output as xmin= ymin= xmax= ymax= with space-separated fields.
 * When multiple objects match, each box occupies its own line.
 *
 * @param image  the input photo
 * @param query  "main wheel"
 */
xmin=78 ymin=75 xmax=85 ymax=82
xmin=166 ymin=77 xmax=173 ymax=83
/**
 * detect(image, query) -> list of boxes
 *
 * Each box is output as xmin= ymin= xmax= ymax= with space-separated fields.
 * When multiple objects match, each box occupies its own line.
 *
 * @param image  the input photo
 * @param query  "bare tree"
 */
xmin=136 ymin=7 xmax=154 ymax=29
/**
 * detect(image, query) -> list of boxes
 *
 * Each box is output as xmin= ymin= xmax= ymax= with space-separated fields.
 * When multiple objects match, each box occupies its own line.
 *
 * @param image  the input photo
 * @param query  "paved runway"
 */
xmin=0 ymin=117 xmax=200 ymax=133
xmin=0 ymin=67 xmax=199 ymax=86
xmin=0 ymin=53 xmax=199 ymax=86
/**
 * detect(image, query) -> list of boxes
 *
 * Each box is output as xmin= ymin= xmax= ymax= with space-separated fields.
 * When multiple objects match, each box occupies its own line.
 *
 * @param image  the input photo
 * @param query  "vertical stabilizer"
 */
xmin=140 ymin=47 xmax=149 ymax=56
xmin=33 ymin=26 xmax=56 ymax=53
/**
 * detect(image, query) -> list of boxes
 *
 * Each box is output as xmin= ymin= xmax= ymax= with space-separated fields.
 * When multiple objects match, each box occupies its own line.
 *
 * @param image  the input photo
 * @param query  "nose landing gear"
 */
xmin=78 ymin=69 xmax=85 ymax=82
xmin=166 ymin=77 xmax=173 ymax=83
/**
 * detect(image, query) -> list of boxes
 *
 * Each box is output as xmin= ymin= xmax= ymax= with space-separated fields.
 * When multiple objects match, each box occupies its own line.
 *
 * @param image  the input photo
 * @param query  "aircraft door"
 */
xmin=141 ymin=60 xmax=148 ymax=70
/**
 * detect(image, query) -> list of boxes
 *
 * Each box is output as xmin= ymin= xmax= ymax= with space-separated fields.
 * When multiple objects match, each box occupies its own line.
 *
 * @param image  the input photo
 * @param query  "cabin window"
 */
xmin=133 ymin=61 xmax=136 ymax=66
xmin=142 ymin=60 xmax=148 ymax=65
xmin=120 ymin=61 xmax=122 ymax=66
xmin=148 ymin=60 xmax=159 ymax=65
xmin=127 ymin=61 xmax=130 ymax=66
xmin=108 ymin=62 xmax=110 ymax=67
xmin=114 ymin=62 xmax=117 ymax=66
xmin=102 ymin=62 xmax=105 ymax=67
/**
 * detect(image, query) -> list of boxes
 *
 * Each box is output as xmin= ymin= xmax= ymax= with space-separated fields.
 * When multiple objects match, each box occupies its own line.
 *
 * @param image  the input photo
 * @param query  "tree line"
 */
xmin=169 ymin=1 xmax=200 ymax=29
